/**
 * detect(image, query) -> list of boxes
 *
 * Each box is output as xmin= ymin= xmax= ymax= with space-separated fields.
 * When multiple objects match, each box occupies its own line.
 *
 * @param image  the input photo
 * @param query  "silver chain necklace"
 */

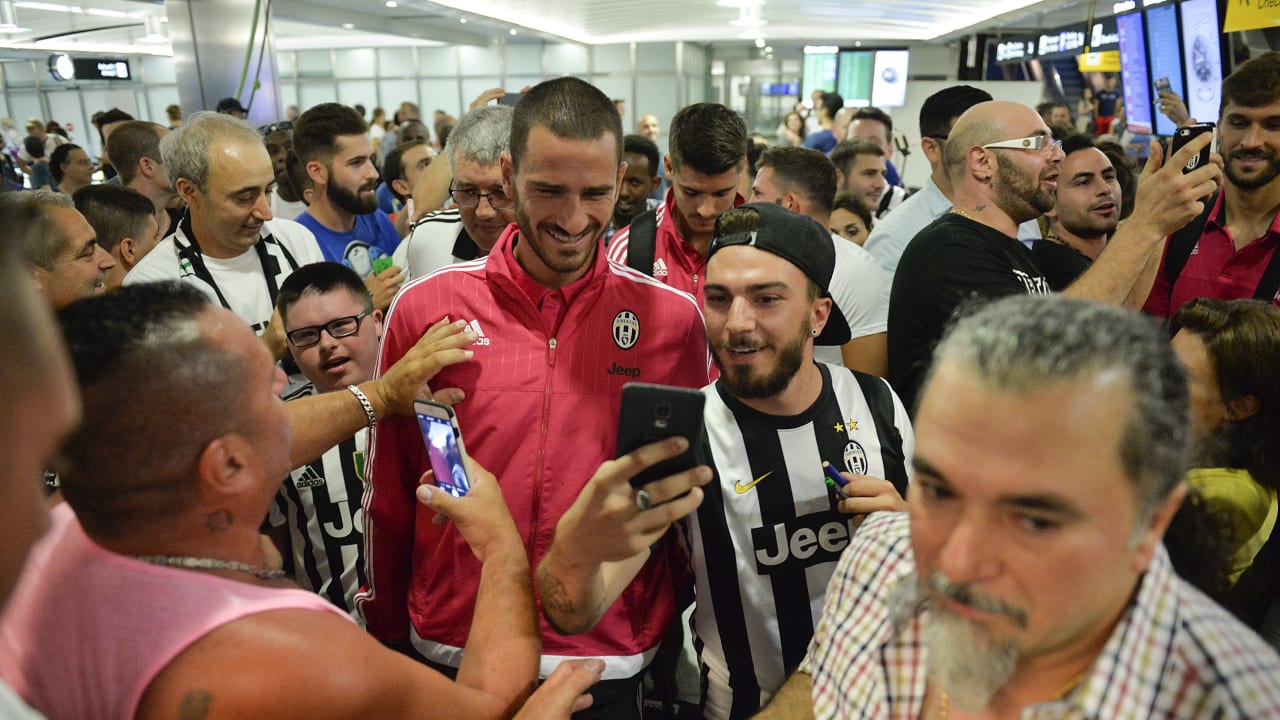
xmin=134 ymin=555 xmax=287 ymax=580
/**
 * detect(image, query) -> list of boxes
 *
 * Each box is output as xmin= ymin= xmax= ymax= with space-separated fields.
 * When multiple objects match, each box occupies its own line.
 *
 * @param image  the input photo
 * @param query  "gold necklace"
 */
xmin=935 ymin=670 xmax=1088 ymax=720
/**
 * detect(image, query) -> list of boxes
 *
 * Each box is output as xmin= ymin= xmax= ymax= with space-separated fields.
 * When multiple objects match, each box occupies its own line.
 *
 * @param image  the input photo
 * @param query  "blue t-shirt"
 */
xmin=376 ymin=182 xmax=398 ymax=214
xmin=29 ymin=160 xmax=52 ymax=190
xmin=295 ymin=211 xmax=401 ymax=278
xmin=1097 ymin=89 xmax=1120 ymax=117
xmin=886 ymin=160 xmax=901 ymax=188
xmin=804 ymin=129 xmax=837 ymax=154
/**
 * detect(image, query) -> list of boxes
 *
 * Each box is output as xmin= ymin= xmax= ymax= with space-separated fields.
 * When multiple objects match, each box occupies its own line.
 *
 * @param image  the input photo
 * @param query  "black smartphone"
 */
xmin=615 ymin=383 xmax=705 ymax=489
xmin=1170 ymin=122 xmax=1214 ymax=174
xmin=497 ymin=93 xmax=524 ymax=107
xmin=1153 ymin=76 xmax=1173 ymax=95
xmin=414 ymin=399 xmax=472 ymax=497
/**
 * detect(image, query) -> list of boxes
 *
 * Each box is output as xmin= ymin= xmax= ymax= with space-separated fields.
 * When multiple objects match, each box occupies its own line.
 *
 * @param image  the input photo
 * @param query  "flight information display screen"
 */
xmin=837 ymin=51 xmax=873 ymax=106
xmin=1117 ymin=11 xmax=1153 ymax=135
xmin=870 ymin=50 xmax=909 ymax=108
xmin=1146 ymin=3 xmax=1184 ymax=137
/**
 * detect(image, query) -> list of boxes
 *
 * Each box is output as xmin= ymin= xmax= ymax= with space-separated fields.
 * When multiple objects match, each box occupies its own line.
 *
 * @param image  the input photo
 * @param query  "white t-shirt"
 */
xmin=124 ymin=217 xmax=325 ymax=334
xmin=814 ymin=234 xmax=889 ymax=366
xmin=271 ymin=192 xmax=308 ymax=222
xmin=0 ymin=681 xmax=43 ymax=719
xmin=393 ymin=208 xmax=485 ymax=281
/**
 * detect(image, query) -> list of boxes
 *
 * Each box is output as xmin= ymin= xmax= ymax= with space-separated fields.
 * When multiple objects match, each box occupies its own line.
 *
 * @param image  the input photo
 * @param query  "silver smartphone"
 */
xmin=414 ymin=399 xmax=472 ymax=497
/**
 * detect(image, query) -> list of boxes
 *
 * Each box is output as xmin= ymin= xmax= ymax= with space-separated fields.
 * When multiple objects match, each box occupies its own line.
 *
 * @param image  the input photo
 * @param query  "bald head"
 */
xmin=942 ymin=102 xmax=1047 ymax=183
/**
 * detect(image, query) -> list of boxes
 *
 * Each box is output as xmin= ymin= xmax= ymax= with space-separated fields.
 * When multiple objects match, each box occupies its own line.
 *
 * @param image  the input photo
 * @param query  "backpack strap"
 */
xmin=626 ymin=207 xmax=658 ymax=277
xmin=1163 ymin=191 xmax=1219 ymax=287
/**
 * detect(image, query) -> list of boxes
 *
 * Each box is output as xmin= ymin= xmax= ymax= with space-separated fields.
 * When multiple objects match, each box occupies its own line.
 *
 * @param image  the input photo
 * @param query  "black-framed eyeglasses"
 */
xmin=450 ymin=183 xmax=514 ymax=210
xmin=258 ymin=120 xmax=294 ymax=135
xmin=286 ymin=310 xmax=372 ymax=348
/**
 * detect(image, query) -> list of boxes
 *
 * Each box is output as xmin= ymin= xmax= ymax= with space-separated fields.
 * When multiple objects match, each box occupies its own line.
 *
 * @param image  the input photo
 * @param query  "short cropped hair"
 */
xmin=49 ymin=143 xmax=82 ymax=184
xmin=383 ymin=140 xmax=427 ymax=202
xmin=919 ymin=85 xmax=993 ymax=139
xmin=161 ymin=112 xmax=262 ymax=194
xmin=757 ymin=146 xmax=838 ymax=216
xmin=58 ymin=283 xmax=248 ymax=539
xmin=1 ymin=190 xmax=74 ymax=269
xmin=446 ymin=104 xmax=513 ymax=172
xmin=851 ymin=106 xmax=893 ymax=138
xmin=92 ymin=108 xmax=134 ymax=140
xmin=72 ymin=184 xmax=155 ymax=253
xmin=105 ymin=121 xmax=166 ymax=185
xmin=1220 ymin=51 xmax=1280 ymax=115
xmin=929 ymin=295 xmax=1189 ymax=517
xmin=669 ymin=103 xmax=748 ymax=176
xmin=277 ymin=261 xmax=374 ymax=325
xmin=293 ymin=102 xmax=369 ymax=167
xmin=820 ymin=92 xmax=845 ymax=120
xmin=623 ymin=134 xmax=660 ymax=178
xmin=510 ymin=77 xmax=622 ymax=173
xmin=829 ymin=139 xmax=885 ymax=180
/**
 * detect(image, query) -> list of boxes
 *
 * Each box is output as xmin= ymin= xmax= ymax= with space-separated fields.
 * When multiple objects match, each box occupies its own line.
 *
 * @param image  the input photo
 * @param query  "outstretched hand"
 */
xmin=374 ymin=317 xmax=476 ymax=417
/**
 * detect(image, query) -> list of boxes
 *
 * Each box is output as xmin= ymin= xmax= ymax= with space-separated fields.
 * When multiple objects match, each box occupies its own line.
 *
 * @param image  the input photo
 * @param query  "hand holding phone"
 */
xmin=1170 ymin=122 xmax=1215 ymax=174
xmin=415 ymin=399 xmax=472 ymax=497
xmin=615 ymin=383 xmax=706 ymax=490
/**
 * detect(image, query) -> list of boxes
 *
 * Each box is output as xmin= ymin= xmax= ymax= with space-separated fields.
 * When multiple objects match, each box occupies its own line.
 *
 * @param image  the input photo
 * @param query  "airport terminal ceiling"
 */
xmin=0 ymin=0 xmax=1098 ymax=57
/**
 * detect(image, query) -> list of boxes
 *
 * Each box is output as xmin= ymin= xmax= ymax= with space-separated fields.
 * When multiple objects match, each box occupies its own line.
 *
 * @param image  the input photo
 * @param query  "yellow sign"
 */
xmin=1224 ymin=0 xmax=1280 ymax=33
xmin=1077 ymin=51 xmax=1122 ymax=72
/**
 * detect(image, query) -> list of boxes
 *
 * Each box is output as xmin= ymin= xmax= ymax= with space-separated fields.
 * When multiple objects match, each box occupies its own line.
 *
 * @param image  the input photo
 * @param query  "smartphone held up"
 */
xmin=415 ymin=399 xmax=472 ymax=497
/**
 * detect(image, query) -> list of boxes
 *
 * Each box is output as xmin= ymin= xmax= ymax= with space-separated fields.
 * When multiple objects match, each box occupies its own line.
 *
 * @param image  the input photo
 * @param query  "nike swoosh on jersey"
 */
xmin=734 ymin=471 xmax=772 ymax=494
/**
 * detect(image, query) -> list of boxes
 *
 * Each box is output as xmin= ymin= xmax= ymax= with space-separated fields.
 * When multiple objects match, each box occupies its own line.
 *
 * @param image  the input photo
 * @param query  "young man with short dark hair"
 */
xmin=72 ymin=183 xmax=160 ymax=290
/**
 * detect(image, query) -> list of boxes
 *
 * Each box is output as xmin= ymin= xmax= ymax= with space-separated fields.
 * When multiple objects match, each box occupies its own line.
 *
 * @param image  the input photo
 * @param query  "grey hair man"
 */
xmin=393 ymin=104 xmax=516 ymax=280
xmin=762 ymin=294 xmax=1280 ymax=719
xmin=123 ymin=111 xmax=325 ymax=364
xmin=2 ymin=190 xmax=115 ymax=310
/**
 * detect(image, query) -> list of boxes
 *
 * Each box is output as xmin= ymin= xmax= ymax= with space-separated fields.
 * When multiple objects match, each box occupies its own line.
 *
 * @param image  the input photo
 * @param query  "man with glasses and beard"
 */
xmin=887 ymin=100 xmax=1222 ymax=414
xmin=536 ymin=203 xmax=912 ymax=720
xmin=1144 ymin=52 xmax=1280 ymax=321
xmin=293 ymin=103 xmax=405 ymax=309
xmin=759 ymin=295 xmax=1280 ymax=719
xmin=1031 ymin=134 xmax=1124 ymax=290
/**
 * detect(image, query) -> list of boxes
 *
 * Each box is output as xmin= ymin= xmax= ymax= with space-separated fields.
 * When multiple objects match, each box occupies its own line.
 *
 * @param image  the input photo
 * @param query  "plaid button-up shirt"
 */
xmin=804 ymin=512 xmax=1280 ymax=719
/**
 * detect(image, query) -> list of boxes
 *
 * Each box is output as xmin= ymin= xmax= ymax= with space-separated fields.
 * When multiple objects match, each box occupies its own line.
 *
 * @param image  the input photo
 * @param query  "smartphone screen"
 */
xmin=415 ymin=403 xmax=471 ymax=497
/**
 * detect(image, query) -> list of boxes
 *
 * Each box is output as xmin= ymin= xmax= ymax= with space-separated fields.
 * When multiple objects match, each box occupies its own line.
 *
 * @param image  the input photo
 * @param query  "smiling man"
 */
xmin=605 ymin=134 xmax=661 ymax=243
xmin=362 ymin=76 xmax=710 ymax=718
xmin=888 ymin=100 xmax=1223 ymax=413
xmin=1144 ymin=52 xmax=1280 ymax=320
xmin=124 ymin=111 xmax=325 ymax=364
xmin=1032 ymin=134 xmax=1123 ymax=290
xmin=3 ymin=190 xmax=114 ymax=310
xmin=537 ymin=202 xmax=911 ymax=720
xmin=761 ymin=295 xmax=1280 ymax=719
xmin=607 ymin=102 xmax=747 ymax=297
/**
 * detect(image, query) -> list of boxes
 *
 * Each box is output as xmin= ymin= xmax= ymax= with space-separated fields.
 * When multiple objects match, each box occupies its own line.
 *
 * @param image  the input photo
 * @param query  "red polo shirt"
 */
xmin=1143 ymin=192 xmax=1280 ymax=319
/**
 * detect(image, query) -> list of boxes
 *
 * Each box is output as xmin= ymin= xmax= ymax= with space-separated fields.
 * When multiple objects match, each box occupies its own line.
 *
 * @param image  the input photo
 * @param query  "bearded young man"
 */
xmin=293 ymin=103 xmax=405 ymax=307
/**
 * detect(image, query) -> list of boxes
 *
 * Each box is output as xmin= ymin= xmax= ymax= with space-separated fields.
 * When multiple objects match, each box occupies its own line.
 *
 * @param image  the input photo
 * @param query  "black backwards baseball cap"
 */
xmin=706 ymin=201 xmax=852 ymax=346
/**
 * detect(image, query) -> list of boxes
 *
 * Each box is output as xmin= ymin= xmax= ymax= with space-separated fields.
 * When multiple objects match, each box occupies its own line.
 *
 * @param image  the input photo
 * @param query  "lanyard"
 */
xmin=174 ymin=212 xmax=299 ymax=311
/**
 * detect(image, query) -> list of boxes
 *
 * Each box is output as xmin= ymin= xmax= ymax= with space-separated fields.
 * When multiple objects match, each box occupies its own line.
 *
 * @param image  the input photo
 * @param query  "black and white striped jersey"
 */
xmin=270 ymin=427 xmax=368 ymax=616
xmin=684 ymin=362 xmax=913 ymax=720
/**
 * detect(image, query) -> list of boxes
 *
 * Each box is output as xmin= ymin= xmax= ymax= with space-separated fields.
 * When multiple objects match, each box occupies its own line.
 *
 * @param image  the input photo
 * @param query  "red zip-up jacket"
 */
xmin=358 ymin=224 xmax=710 ymax=679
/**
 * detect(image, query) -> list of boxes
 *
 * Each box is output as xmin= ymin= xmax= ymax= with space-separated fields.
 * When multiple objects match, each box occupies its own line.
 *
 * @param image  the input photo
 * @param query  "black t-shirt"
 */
xmin=1031 ymin=239 xmax=1093 ymax=292
xmin=888 ymin=213 xmax=1050 ymax=413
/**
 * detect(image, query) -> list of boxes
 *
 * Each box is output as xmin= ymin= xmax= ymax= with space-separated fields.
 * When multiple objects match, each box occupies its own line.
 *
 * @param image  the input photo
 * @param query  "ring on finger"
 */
xmin=635 ymin=489 xmax=653 ymax=512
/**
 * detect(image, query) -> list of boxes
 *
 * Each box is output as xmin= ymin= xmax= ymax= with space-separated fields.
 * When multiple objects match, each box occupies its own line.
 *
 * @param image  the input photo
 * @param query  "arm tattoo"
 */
xmin=205 ymin=510 xmax=233 ymax=534
xmin=179 ymin=690 xmax=213 ymax=720
xmin=973 ymin=205 xmax=987 ymax=212
xmin=538 ymin=567 xmax=578 ymax=615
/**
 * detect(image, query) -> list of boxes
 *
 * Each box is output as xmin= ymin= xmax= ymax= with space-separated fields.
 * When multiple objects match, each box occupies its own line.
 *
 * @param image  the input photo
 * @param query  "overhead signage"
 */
xmin=994 ymin=37 xmax=1037 ymax=63
xmin=1037 ymin=25 xmax=1088 ymax=59
xmin=1077 ymin=51 xmax=1122 ymax=72
xmin=1089 ymin=16 xmax=1120 ymax=51
xmin=71 ymin=57 xmax=131 ymax=81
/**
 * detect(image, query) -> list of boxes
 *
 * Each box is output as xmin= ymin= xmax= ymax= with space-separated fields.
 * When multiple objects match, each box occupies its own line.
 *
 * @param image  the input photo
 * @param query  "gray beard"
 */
xmin=887 ymin=574 xmax=1020 ymax=712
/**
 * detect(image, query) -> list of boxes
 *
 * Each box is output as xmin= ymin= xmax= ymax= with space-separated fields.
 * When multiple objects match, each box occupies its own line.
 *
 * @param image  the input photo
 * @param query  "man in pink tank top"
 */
xmin=0 ymin=282 xmax=605 ymax=720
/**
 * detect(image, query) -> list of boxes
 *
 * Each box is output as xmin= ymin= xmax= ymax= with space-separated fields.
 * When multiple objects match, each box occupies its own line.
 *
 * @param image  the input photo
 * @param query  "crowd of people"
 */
xmin=0 ymin=48 xmax=1279 ymax=720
